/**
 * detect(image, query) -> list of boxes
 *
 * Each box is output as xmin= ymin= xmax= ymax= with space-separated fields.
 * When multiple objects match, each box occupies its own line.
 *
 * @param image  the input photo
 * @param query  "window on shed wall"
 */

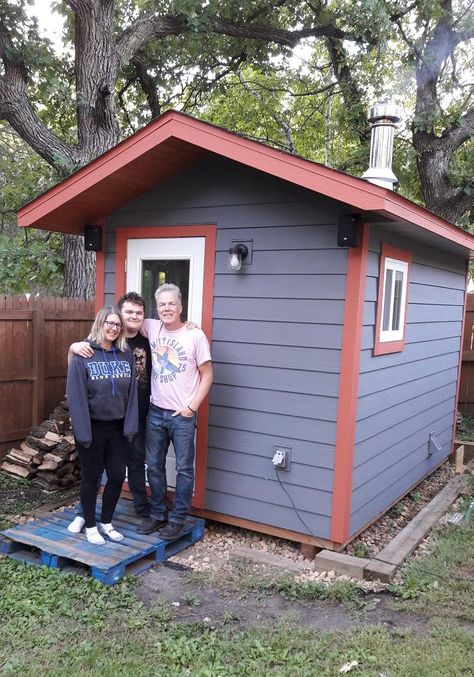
xmin=374 ymin=244 xmax=412 ymax=355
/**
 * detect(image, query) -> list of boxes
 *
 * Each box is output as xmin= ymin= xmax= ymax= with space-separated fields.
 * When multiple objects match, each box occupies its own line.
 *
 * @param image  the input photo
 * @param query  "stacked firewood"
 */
xmin=1 ymin=401 xmax=81 ymax=491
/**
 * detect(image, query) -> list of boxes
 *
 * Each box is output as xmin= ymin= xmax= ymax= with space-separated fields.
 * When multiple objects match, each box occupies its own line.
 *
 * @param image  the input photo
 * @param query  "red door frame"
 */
xmin=114 ymin=224 xmax=216 ymax=508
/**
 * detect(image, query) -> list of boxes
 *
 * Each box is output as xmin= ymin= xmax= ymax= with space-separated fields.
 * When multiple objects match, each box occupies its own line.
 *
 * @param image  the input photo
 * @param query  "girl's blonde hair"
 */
xmin=88 ymin=305 xmax=127 ymax=351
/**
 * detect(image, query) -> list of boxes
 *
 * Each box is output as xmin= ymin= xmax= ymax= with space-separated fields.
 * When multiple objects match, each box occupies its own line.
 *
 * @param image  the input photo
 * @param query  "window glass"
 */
xmin=379 ymin=257 xmax=408 ymax=343
xmin=382 ymin=269 xmax=393 ymax=331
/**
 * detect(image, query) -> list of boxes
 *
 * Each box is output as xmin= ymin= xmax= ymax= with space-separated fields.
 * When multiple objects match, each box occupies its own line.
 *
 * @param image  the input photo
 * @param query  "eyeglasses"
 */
xmin=104 ymin=321 xmax=122 ymax=330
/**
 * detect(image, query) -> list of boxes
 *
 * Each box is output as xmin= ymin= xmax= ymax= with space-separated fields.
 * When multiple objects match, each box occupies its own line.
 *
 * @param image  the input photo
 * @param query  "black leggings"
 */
xmin=75 ymin=419 xmax=127 ymax=528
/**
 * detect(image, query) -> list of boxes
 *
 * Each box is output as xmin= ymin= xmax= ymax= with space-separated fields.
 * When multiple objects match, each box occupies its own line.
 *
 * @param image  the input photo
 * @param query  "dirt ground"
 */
xmin=136 ymin=559 xmax=435 ymax=634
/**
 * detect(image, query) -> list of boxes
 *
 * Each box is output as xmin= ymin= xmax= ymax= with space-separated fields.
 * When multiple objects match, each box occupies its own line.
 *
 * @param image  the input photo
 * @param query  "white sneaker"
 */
xmin=98 ymin=522 xmax=124 ymax=542
xmin=85 ymin=526 xmax=106 ymax=545
xmin=67 ymin=516 xmax=85 ymax=534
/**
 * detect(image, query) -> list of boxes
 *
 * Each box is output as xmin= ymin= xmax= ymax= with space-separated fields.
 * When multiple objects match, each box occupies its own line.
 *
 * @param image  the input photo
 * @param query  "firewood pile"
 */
xmin=1 ymin=401 xmax=80 ymax=491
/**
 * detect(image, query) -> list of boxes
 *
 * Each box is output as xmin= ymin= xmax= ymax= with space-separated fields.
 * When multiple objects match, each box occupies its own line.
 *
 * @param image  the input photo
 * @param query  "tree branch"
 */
xmin=0 ymin=17 xmax=78 ymax=173
xmin=237 ymin=69 xmax=295 ymax=153
xmin=130 ymin=55 xmax=161 ymax=119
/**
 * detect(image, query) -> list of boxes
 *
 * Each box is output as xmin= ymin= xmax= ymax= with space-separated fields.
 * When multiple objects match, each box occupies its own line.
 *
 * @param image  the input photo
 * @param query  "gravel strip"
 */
xmin=170 ymin=462 xmax=456 ymax=591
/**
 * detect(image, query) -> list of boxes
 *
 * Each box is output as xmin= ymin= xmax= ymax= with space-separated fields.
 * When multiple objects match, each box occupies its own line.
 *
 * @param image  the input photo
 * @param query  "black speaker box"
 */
xmin=337 ymin=214 xmax=361 ymax=248
xmin=84 ymin=224 xmax=102 ymax=252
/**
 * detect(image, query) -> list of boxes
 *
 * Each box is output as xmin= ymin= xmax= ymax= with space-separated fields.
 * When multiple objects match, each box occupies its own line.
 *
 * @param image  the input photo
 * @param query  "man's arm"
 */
xmin=67 ymin=341 xmax=93 ymax=365
xmin=172 ymin=361 xmax=213 ymax=417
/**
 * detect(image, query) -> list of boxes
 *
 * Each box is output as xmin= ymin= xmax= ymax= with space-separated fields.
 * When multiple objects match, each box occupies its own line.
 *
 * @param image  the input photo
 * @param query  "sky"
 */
xmin=25 ymin=0 xmax=65 ymax=51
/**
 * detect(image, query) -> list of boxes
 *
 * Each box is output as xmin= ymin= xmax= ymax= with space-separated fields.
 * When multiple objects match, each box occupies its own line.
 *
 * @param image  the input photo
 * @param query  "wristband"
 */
xmin=188 ymin=404 xmax=196 ymax=413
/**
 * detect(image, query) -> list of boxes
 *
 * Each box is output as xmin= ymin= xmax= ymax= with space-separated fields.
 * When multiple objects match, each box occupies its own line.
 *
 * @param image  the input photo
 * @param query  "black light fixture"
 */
xmin=228 ymin=243 xmax=249 ymax=271
xmin=84 ymin=224 xmax=102 ymax=252
xmin=337 ymin=213 xmax=361 ymax=248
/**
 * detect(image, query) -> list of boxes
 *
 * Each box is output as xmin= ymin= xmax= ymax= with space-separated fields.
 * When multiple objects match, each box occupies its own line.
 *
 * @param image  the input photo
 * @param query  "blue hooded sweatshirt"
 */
xmin=66 ymin=340 xmax=138 ymax=448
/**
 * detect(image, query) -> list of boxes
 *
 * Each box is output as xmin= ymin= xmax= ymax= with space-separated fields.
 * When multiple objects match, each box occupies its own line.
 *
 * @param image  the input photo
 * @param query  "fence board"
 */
xmin=0 ymin=296 xmax=94 ymax=457
xmin=459 ymin=293 xmax=474 ymax=416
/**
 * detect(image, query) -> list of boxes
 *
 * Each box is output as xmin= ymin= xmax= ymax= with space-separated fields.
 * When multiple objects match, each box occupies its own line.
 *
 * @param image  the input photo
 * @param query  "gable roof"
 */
xmin=17 ymin=110 xmax=474 ymax=254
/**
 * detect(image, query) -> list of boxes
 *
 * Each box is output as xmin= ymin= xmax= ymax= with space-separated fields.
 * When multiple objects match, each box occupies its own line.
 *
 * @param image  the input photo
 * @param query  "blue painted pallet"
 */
xmin=0 ymin=498 xmax=205 ymax=585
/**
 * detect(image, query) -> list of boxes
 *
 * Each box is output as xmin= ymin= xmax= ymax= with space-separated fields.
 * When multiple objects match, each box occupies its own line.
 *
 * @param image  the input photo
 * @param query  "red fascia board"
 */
xmin=171 ymin=116 xmax=385 ymax=211
xmin=17 ymin=112 xmax=383 ymax=228
xmin=17 ymin=116 xmax=179 ymax=228
xmin=380 ymin=196 xmax=474 ymax=252
xmin=16 ymin=110 xmax=474 ymax=255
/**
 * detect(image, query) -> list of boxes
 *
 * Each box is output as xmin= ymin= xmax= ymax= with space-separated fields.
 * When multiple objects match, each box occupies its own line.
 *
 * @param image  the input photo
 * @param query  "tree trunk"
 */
xmin=62 ymin=235 xmax=96 ymax=299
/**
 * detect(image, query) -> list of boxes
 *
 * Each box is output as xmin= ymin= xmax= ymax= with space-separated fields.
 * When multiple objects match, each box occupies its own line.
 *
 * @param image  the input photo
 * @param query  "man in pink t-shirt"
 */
xmin=137 ymin=283 xmax=213 ymax=539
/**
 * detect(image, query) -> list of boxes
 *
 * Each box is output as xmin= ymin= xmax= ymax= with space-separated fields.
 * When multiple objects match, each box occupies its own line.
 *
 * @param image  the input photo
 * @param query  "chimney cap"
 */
xmin=368 ymin=102 xmax=401 ymax=124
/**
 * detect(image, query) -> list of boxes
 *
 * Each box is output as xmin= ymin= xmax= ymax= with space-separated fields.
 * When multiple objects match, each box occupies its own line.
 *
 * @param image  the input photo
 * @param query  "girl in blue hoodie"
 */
xmin=66 ymin=305 xmax=138 ymax=545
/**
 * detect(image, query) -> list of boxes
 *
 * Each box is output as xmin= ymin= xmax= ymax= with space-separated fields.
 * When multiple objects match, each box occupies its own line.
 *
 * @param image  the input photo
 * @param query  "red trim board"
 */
xmin=331 ymin=223 xmax=369 ymax=544
xmin=17 ymin=110 xmax=474 ymax=256
xmin=114 ymin=224 xmax=216 ymax=509
xmin=373 ymin=244 xmax=412 ymax=356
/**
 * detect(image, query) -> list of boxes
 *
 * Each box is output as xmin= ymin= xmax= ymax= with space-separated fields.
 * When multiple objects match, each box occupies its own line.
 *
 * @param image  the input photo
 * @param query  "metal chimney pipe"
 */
xmin=362 ymin=102 xmax=401 ymax=190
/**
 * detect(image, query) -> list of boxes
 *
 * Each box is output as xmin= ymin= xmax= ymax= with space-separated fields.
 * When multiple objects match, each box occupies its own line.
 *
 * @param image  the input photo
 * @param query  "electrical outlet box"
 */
xmin=272 ymin=446 xmax=291 ymax=470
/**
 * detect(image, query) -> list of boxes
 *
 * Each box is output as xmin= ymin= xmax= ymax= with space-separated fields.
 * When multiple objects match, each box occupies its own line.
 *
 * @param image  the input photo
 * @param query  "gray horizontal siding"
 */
xmin=213 ymin=320 xmax=343 ymax=349
xmin=357 ymin=366 xmax=458 ymax=420
xmin=214 ymin=275 xmax=346 ymax=300
xmin=206 ymin=468 xmax=332 ymax=515
xmin=210 ymin=384 xmax=338 ymax=421
xmin=105 ymin=155 xmax=346 ymax=540
xmin=355 ymin=402 xmax=454 ymax=467
xmin=205 ymin=489 xmax=331 ymax=539
xmin=358 ymin=352 xmax=459 ymax=397
xmin=216 ymin=224 xmax=339 ymax=250
xmin=351 ymin=429 xmax=452 ymax=533
xmin=213 ymin=363 xmax=339 ymax=397
xmin=213 ymin=297 xmax=344 ymax=324
xmin=207 ymin=448 xmax=333 ymax=492
xmin=212 ymin=341 xmax=341 ymax=374
xmin=351 ymin=225 xmax=466 ymax=536
xmin=207 ymin=426 xmax=335 ymax=469
xmin=353 ymin=422 xmax=452 ymax=492
xmin=364 ymin=301 xmax=464 ymax=326
xmin=209 ymin=406 xmax=336 ymax=445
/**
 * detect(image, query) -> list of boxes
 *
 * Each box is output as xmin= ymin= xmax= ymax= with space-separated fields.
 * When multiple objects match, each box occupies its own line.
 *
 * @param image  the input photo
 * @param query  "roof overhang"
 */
xmin=17 ymin=110 xmax=474 ymax=256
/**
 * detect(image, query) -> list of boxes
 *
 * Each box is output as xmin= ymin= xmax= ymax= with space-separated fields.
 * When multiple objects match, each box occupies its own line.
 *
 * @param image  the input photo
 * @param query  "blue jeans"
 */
xmin=126 ymin=428 xmax=151 ymax=517
xmin=146 ymin=404 xmax=196 ymax=525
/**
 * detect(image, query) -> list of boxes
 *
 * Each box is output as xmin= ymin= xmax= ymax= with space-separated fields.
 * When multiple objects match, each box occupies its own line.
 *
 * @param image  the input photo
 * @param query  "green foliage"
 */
xmin=0 ymin=231 xmax=63 ymax=295
xmin=0 ymin=123 xmax=63 ymax=295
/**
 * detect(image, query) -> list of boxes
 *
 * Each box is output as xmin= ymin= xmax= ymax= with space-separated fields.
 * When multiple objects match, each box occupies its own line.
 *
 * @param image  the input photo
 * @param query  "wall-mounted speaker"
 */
xmin=337 ymin=213 xmax=361 ymax=248
xmin=84 ymin=224 xmax=102 ymax=252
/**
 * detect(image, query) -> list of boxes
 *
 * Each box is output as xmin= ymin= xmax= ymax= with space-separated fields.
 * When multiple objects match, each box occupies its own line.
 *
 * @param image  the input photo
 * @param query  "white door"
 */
xmin=126 ymin=236 xmax=206 ymax=489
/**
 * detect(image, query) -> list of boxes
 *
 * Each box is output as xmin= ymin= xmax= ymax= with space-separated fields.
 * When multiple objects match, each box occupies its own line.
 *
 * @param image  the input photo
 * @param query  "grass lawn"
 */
xmin=390 ymin=487 xmax=474 ymax=623
xmin=1 ymin=557 xmax=473 ymax=677
xmin=0 ymin=474 xmax=473 ymax=675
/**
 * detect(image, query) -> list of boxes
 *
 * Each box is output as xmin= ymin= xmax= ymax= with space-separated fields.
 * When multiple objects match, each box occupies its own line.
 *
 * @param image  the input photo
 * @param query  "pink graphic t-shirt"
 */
xmin=141 ymin=320 xmax=211 ymax=411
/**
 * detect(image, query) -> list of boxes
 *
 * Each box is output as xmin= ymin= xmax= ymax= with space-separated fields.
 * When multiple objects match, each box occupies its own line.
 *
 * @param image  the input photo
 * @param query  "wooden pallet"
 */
xmin=0 ymin=498 xmax=205 ymax=585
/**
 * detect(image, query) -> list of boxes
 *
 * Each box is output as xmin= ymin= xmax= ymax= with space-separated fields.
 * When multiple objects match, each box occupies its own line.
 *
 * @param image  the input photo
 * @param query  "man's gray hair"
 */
xmin=154 ymin=283 xmax=182 ymax=304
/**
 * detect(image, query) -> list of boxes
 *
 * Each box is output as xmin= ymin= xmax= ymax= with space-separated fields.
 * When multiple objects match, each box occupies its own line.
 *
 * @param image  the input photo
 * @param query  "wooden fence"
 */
xmin=0 ymin=296 xmax=94 ymax=456
xmin=459 ymin=293 xmax=474 ymax=417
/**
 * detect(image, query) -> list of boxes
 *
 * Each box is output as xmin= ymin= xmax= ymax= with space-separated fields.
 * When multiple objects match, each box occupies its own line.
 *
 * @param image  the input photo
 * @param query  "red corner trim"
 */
xmin=331 ymin=223 xmax=370 ymax=544
xmin=373 ymin=243 xmax=412 ymax=356
xmin=115 ymin=224 xmax=216 ymax=508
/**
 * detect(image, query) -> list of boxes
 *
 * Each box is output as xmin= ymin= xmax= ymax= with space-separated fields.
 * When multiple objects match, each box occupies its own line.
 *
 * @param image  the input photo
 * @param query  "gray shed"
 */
xmin=19 ymin=111 xmax=474 ymax=549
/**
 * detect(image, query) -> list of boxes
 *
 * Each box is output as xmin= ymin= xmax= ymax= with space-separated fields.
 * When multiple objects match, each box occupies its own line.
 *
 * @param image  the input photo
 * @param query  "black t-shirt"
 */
xmin=127 ymin=333 xmax=152 ymax=424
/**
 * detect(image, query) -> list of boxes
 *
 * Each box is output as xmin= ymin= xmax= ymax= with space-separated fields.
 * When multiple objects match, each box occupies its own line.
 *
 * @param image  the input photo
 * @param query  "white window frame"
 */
xmin=379 ymin=256 xmax=409 ymax=343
